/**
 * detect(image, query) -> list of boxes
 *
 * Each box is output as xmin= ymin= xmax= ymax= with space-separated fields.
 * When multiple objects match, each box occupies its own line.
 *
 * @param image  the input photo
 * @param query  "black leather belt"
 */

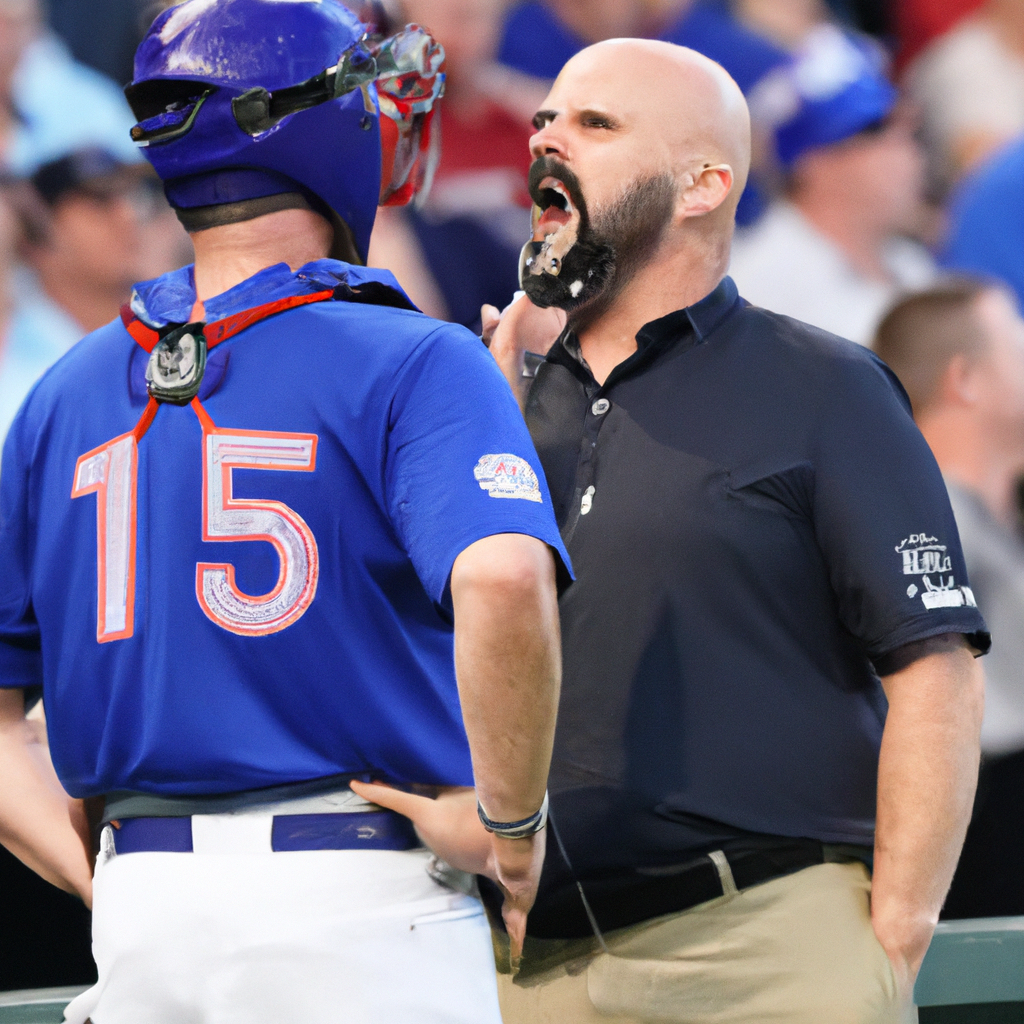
xmin=521 ymin=838 xmax=871 ymax=939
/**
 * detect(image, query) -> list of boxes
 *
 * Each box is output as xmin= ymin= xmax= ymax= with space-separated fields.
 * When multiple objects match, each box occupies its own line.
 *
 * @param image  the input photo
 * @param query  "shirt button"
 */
xmin=580 ymin=485 xmax=595 ymax=515
xmin=591 ymin=398 xmax=611 ymax=416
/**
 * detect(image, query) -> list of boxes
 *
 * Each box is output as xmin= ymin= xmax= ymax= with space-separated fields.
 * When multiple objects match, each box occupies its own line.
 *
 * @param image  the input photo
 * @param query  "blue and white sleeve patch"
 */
xmin=474 ymin=454 xmax=542 ymax=503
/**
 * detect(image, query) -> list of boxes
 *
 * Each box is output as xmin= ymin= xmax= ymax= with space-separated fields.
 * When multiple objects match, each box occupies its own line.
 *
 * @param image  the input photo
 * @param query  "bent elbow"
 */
xmin=451 ymin=534 xmax=557 ymax=608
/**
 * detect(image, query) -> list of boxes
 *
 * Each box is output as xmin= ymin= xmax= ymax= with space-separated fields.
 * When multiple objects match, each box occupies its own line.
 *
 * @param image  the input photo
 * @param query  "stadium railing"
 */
xmin=0 ymin=918 xmax=1021 ymax=1023
xmin=915 ymin=916 xmax=1024 ymax=1023
xmin=0 ymin=988 xmax=87 ymax=1024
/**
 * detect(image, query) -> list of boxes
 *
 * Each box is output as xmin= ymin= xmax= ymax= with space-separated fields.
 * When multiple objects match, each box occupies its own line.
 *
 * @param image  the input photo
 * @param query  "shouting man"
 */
xmin=483 ymin=39 xmax=986 ymax=1023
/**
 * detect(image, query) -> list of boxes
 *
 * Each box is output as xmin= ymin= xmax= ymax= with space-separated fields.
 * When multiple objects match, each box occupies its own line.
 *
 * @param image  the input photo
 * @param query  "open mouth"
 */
xmin=534 ymin=177 xmax=575 ymax=234
xmin=524 ymin=175 xmax=582 ymax=278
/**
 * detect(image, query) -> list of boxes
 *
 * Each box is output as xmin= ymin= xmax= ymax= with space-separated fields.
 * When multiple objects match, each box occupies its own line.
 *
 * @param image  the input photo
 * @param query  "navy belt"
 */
xmin=108 ymin=810 xmax=419 ymax=854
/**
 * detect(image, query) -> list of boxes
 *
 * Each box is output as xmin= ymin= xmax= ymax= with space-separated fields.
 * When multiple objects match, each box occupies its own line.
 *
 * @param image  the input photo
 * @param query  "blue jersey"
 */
xmin=941 ymin=135 xmax=1024 ymax=311
xmin=0 ymin=260 xmax=570 ymax=798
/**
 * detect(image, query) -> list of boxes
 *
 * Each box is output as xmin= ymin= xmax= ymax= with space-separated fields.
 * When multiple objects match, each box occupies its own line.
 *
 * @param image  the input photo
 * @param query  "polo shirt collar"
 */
xmin=637 ymin=275 xmax=739 ymax=349
xmin=552 ymin=275 xmax=740 ymax=379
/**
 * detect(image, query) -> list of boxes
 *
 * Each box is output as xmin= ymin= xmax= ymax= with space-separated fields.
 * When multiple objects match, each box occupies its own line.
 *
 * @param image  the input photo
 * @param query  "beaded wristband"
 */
xmin=477 ymin=792 xmax=549 ymax=840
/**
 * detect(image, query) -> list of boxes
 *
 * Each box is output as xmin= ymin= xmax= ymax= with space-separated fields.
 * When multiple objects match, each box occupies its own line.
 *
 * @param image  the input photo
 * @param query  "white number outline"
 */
xmin=196 ymin=419 xmax=320 ymax=636
xmin=71 ymin=433 xmax=139 ymax=643
xmin=72 ymin=404 xmax=320 ymax=642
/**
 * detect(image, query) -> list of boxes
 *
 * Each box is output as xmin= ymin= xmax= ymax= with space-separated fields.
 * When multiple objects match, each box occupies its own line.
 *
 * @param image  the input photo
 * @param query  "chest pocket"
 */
xmin=727 ymin=460 xmax=814 ymax=521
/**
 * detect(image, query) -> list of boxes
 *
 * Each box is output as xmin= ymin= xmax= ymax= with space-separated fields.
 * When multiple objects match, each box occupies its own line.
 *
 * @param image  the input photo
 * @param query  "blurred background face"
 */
xmin=0 ymin=0 xmax=38 ymax=90
xmin=971 ymin=288 xmax=1024 ymax=453
xmin=29 ymin=169 xmax=163 ymax=291
xmin=401 ymin=0 xmax=504 ymax=84
xmin=0 ymin=189 xmax=18 ymax=337
xmin=547 ymin=0 xmax=646 ymax=43
xmin=796 ymin=111 xmax=926 ymax=235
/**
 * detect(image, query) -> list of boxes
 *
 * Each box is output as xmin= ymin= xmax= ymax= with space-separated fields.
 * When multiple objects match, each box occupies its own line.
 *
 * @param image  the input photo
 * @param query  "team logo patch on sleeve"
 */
xmin=896 ymin=533 xmax=977 ymax=610
xmin=474 ymin=454 xmax=542 ymax=502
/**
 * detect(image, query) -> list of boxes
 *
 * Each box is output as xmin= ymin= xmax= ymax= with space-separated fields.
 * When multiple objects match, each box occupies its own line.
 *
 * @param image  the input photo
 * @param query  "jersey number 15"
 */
xmin=72 ymin=424 xmax=320 ymax=642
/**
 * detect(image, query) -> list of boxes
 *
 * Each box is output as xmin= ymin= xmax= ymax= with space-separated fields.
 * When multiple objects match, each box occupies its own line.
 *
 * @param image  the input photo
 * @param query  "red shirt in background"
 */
xmin=894 ymin=0 xmax=987 ymax=74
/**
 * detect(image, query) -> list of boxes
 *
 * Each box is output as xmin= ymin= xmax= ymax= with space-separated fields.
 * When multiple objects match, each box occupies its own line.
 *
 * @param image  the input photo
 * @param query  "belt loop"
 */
xmin=708 ymin=849 xmax=738 ymax=897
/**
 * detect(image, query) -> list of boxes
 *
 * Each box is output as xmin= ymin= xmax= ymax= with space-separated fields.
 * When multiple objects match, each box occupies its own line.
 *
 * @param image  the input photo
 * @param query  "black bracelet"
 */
xmin=477 ymin=792 xmax=549 ymax=839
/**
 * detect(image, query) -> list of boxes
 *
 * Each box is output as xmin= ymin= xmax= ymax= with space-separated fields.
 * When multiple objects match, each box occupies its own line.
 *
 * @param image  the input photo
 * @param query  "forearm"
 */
xmin=451 ymin=534 xmax=561 ymax=822
xmin=0 ymin=689 xmax=93 ymax=901
xmin=873 ymin=637 xmax=983 ymax=981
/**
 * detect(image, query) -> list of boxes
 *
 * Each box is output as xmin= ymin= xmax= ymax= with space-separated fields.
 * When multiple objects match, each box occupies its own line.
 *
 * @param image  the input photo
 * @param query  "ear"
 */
xmin=939 ymin=353 xmax=980 ymax=407
xmin=677 ymin=164 xmax=734 ymax=220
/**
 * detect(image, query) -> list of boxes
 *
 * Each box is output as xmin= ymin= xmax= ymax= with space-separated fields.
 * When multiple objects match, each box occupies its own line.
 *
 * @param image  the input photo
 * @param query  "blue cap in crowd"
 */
xmin=774 ymin=26 xmax=898 ymax=168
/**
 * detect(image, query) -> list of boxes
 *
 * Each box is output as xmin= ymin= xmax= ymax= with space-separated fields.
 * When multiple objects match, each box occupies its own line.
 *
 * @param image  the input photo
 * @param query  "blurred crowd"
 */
xmin=2 ymin=0 xmax=1024 ymax=991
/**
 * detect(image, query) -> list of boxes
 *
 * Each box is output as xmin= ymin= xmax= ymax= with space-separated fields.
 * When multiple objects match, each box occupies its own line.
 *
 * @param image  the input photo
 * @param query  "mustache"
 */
xmin=527 ymin=156 xmax=588 ymax=219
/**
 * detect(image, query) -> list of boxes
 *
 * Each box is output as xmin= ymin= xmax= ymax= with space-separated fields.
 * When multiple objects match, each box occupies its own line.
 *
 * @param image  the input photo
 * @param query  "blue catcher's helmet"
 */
xmin=126 ymin=0 xmax=444 ymax=261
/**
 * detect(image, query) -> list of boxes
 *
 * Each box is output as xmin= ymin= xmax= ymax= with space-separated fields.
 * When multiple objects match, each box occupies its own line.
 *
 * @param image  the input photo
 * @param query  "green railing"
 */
xmin=0 ymin=988 xmax=86 ymax=1024
xmin=915 ymin=916 xmax=1024 ymax=1023
xmin=1 ymin=918 xmax=1022 ymax=1023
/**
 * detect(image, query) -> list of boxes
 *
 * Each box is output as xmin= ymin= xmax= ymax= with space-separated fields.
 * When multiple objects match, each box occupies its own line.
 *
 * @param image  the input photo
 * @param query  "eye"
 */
xmin=583 ymin=115 xmax=615 ymax=130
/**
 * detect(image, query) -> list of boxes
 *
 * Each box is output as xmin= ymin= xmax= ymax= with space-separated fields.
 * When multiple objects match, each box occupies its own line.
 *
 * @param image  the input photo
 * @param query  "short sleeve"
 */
xmin=811 ymin=352 xmax=989 ymax=664
xmin=0 ymin=407 xmax=44 ymax=689
xmin=385 ymin=323 xmax=572 ymax=605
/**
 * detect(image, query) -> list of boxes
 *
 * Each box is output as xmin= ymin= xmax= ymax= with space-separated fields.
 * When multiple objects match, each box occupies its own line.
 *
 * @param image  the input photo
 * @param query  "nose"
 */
xmin=529 ymin=120 xmax=567 ymax=161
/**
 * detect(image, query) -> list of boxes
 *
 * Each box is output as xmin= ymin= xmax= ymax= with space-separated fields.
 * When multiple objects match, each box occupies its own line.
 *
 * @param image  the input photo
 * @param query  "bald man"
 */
xmin=369 ymin=40 xmax=987 ymax=1022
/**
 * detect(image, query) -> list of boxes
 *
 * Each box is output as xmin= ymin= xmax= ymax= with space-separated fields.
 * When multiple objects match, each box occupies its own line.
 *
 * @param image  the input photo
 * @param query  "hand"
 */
xmin=872 ymin=909 xmax=935 ymax=1003
xmin=482 ymin=294 xmax=565 ymax=411
xmin=349 ymin=782 xmax=491 ymax=874
xmin=350 ymin=780 xmax=546 ymax=965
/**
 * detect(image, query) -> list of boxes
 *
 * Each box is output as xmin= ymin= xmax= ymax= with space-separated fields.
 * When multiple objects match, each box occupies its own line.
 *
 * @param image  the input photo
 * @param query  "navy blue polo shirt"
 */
xmin=524 ymin=277 xmax=988 ymax=927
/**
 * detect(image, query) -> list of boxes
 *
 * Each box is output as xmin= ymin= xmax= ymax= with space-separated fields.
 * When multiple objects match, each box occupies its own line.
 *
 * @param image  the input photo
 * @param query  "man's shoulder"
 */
xmin=305 ymin=298 xmax=485 ymax=367
xmin=732 ymin=296 xmax=877 ymax=360
xmin=727 ymin=300 xmax=906 ymax=403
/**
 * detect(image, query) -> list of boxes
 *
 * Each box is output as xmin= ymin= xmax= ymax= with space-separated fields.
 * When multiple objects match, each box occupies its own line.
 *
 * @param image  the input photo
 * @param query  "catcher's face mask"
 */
xmin=128 ymin=23 xmax=446 ymax=209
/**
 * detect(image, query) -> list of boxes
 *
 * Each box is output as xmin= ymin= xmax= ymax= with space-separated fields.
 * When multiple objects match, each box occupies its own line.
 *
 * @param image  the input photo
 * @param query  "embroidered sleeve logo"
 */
xmin=896 ymin=534 xmax=976 ymax=610
xmin=473 ymin=454 xmax=542 ymax=502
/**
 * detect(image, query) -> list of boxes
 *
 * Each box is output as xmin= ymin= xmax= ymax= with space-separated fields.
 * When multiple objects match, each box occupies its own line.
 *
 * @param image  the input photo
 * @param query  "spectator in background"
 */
xmin=907 ymin=0 xmax=1024 ymax=195
xmin=942 ymin=133 xmax=1024 ymax=312
xmin=493 ymin=0 xmax=791 ymax=224
xmin=369 ymin=0 xmax=533 ymax=327
xmin=47 ymin=0 xmax=148 ymax=87
xmin=497 ymin=0 xmax=788 ymax=94
xmin=0 ymin=147 xmax=186 ymax=439
xmin=0 ymin=183 xmax=16 ymax=341
xmin=0 ymin=0 xmax=38 ymax=162
xmin=729 ymin=26 xmax=933 ymax=346
xmin=1 ymin=0 xmax=141 ymax=177
xmin=734 ymin=0 xmax=829 ymax=48
xmin=875 ymin=279 xmax=1024 ymax=919
xmin=893 ymin=0 xmax=984 ymax=74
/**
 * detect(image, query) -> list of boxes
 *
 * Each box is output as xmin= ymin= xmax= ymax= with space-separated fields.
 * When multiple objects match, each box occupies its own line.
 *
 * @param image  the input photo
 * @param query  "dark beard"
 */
xmin=521 ymin=157 xmax=677 ymax=325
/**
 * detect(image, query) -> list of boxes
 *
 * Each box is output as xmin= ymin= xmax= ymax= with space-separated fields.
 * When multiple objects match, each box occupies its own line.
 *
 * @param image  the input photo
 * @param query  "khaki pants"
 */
xmin=498 ymin=862 xmax=910 ymax=1024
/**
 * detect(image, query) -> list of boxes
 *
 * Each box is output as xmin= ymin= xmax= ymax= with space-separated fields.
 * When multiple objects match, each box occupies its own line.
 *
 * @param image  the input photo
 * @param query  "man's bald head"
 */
xmin=551 ymin=38 xmax=751 ymax=211
xmin=521 ymin=37 xmax=750 ymax=317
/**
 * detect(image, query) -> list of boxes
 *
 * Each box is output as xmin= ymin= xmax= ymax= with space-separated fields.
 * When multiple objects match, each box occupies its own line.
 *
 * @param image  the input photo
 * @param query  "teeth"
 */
xmin=539 ymin=176 xmax=574 ymax=214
